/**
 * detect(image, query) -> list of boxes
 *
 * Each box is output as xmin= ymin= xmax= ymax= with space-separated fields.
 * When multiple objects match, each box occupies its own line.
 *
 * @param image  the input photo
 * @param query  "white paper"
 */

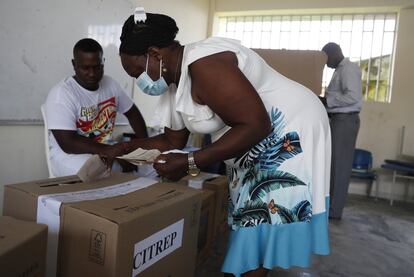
xmin=132 ymin=219 xmax=184 ymax=276
xmin=187 ymin=172 xmax=220 ymax=189
xmin=37 ymin=177 xmax=158 ymax=277
xmin=162 ymin=149 xmax=188 ymax=154
xmin=117 ymin=148 xmax=189 ymax=166
xmin=77 ymin=154 xmax=110 ymax=182
xmin=117 ymin=148 xmax=162 ymax=165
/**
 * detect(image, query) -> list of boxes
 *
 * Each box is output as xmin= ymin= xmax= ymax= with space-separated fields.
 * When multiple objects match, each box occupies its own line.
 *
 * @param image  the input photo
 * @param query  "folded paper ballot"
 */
xmin=77 ymin=154 xmax=111 ymax=182
xmin=117 ymin=148 xmax=188 ymax=166
xmin=116 ymin=148 xmax=162 ymax=165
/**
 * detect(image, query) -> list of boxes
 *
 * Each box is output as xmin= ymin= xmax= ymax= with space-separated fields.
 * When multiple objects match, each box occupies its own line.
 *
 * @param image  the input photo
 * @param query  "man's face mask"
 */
xmin=136 ymin=55 xmax=169 ymax=96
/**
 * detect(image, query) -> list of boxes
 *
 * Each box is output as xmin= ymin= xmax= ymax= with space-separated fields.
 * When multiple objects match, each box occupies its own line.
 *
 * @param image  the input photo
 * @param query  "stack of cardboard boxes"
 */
xmin=2 ymin=173 xmax=204 ymax=277
xmin=177 ymin=172 xmax=229 ymax=265
xmin=1 ymin=172 xmax=230 ymax=276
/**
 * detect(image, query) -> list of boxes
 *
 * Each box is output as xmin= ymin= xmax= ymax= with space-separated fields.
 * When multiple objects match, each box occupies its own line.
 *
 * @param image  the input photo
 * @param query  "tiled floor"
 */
xmin=195 ymin=195 xmax=414 ymax=277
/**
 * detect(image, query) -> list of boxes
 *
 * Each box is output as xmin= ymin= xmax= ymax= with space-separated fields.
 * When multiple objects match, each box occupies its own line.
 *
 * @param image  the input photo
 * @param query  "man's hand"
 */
xmin=100 ymin=143 xmax=127 ymax=169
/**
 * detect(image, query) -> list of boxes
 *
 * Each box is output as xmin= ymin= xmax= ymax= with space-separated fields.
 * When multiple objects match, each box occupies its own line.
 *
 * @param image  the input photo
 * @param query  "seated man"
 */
xmin=44 ymin=38 xmax=148 ymax=177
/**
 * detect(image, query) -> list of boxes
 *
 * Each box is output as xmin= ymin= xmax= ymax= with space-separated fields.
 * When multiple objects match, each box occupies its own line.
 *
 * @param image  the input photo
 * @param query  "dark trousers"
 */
xmin=329 ymin=112 xmax=360 ymax=219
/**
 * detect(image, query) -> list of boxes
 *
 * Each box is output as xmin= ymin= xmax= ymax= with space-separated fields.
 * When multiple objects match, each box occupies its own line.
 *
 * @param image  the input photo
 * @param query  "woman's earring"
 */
xmin=162 ymin=66 xmax=168 ymax=73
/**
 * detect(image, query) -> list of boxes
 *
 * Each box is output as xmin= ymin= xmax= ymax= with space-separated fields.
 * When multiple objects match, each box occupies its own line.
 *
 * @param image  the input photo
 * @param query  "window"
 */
xmin=216 ymin=13 xmax=397 ymax=102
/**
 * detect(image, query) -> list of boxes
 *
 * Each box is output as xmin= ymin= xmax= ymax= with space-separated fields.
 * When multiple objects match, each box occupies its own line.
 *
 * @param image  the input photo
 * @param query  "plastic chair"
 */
xmin=351 ymin=148 xmax=377 ymax=198
xmin=41 ymin=104 xmax=54 ymax=177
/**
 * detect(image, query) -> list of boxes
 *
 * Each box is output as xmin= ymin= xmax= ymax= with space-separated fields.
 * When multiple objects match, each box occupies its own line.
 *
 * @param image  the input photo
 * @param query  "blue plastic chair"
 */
xmin=351 ymin=148 xmax=378 ymax=198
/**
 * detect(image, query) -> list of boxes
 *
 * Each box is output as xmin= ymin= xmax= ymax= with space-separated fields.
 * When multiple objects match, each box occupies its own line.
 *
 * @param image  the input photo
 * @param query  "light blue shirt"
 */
xmin=326 ymin=58 xmax=362 ymax=113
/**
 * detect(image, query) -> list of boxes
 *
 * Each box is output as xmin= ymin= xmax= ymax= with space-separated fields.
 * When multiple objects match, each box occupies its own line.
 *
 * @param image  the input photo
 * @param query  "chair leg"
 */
xmin=375 ymin=178 xmax=379 ymax=201
xmin=390 ymin=170 xmax=396 ymax=206
xmin=404 ymin=180 xmax=409 ymax=203
xmin=367 ymin=180 xmax=373 ymax=197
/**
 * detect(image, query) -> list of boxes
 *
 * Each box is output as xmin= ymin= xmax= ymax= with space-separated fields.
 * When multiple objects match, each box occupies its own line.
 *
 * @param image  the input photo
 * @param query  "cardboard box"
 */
xmin=196 ymin=190 xmax=215 ymax=266
xmin=0 ymin=216 xmax=47 ymax=277
xmin=180 ymin=173 xmax=229 ymax=237
xmin=3 ymin=173 xmax=202 ymax=277
xmin=203 ymin=176 xmax=229 ymax=236
xmin=253 ymin=49 xmax=327 ymax=95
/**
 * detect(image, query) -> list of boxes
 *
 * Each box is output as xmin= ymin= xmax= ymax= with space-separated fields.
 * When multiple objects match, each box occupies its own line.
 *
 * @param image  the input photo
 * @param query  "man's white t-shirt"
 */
xmin=44 ymin=75 xmax=134 ymax=176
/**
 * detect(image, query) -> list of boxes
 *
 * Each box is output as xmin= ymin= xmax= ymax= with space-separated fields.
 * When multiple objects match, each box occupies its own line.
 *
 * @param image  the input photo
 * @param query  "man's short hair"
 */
xmin=73 ymin=38 xmax=103 ymax=56
xmin=322 ymin=42 xmax=342 ymax=54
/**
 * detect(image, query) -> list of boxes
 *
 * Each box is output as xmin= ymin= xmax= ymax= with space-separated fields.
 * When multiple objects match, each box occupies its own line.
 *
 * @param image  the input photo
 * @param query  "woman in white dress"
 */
xmin=116 ymin=11 xmax=331 ymax=277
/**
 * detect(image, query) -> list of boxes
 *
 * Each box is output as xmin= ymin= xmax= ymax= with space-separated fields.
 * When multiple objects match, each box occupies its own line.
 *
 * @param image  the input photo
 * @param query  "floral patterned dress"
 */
xmin=152 ymin=37 xmax=331 ymax=276
xmin=229 ymin=108 xmax=311 ymax=229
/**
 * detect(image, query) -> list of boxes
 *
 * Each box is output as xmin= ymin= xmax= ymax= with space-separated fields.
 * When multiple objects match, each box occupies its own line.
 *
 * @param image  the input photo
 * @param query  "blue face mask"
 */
xmin=136 ymin=55 xmax=169 ymax=96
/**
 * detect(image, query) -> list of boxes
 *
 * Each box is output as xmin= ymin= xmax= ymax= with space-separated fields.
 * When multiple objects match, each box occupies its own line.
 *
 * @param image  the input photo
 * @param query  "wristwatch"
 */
xmin=188 ymin=152 xmax=201 ymax=177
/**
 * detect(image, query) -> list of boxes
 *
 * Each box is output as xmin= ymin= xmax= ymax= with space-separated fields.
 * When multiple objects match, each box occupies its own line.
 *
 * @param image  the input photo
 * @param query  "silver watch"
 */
xmin=188 ymin=152 xmax=201 ymax=177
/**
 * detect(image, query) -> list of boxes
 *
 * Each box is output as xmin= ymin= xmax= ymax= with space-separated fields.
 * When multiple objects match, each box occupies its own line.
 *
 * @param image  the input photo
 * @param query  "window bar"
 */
xmin=288 ymin=15 xmax=293 ymax=49
xmin=299 ymin=15 xmax=302 ymax=50
xmin=250 ymin=17 xmax=254 ymax=47
xmin=374 ymin=15 xmax=386 ymax=102
xmin=260 ymin=16 xmax=264 ymax=49
xmin=277 ymin=16 xmax=282 ymax=49
xmin=368 ymin=15 xmax=377 ymax=101
xmin=266 ymin=16 xmax=272 ymax=48
xmin=349 ymin=15 xmax=355 ymax=62
xmin=364 ymin=15 xmax=375 ymax=101
xmin=339 ymin=15 xmax=343 ymax=45
xmin=260 ymin=16 xmax=270 ymax=48
xmin=242 ymin=16 xmax=246 ymax=45
xmin=321 ymin=16 xmax=328 ymax=90
xmin=359 ymin=14 xmax=365 ymax=79
xmin=331 ymin=14 xmax=334 ymax=41
xmin=386 ymin=14 xmax=397 ymax=102
xmin=293 ymin=15 xmax=297 ymax=49
xmin=299 ymin=15 xmax=307 ymax=50
xmin=283 ymin=15 xmax=288 ymax=49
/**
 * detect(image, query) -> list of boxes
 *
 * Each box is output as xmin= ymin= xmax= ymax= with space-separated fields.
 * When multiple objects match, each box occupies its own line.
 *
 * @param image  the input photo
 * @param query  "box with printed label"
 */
xmin=203 ymin=175 xmax=229 ymax=236
xmin=195 ymin=189 xmax=215 ymax=266
xmin=3 ymin=173 xmax=202 ymax=277
xmin=180 ymin=172 xmax=229 ymax=237
xmin=0 ymin=216 xmax=47 ymax=277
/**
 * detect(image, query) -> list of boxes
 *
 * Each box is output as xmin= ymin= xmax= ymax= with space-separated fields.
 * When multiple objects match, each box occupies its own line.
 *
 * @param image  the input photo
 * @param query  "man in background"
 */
xmin=320 ymin=42 xmax=363 ymax=220
xmin=44 ymin=38 xmax=148 ymax=176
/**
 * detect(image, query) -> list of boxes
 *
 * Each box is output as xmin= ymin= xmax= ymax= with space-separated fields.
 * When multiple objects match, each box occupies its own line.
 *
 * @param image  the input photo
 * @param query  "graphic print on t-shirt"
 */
xmin=76 ymin=97 xmax=116 ymax=142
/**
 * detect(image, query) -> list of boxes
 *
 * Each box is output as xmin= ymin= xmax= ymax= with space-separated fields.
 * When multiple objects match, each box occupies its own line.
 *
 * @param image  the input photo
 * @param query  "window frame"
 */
xmin=215 ymin=12 xmax=398 ymax=103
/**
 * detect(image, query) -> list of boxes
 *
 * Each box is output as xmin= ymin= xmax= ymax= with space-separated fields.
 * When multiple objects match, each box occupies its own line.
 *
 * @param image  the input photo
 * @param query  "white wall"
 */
xmin=212 ymin=0 xmax=414 ymax=201
xmin=0 ymin=0 xmax=210 ymax=214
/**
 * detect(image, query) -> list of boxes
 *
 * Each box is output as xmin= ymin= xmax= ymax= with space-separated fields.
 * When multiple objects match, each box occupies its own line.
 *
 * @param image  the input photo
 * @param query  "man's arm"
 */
xmin=51 ymin=130 xmax=125 ymax=157
xmin=124 ymin=104 xmax=148 ymax=138
xmin=126 ymin=127 xmax=190 ymax=153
